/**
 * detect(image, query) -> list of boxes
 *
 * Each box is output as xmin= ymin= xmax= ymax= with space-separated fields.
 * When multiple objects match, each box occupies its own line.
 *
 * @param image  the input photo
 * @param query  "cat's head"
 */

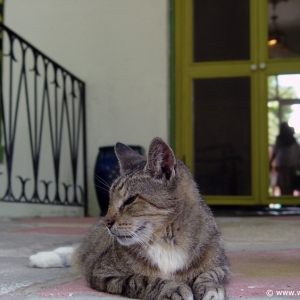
xmin=104 ymin=137 xmax=179 ymax=246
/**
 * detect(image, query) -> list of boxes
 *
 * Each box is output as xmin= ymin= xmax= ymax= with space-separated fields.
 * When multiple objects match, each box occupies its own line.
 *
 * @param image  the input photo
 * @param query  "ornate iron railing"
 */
xmin=0 ymin=23 xmax=88 ymax=215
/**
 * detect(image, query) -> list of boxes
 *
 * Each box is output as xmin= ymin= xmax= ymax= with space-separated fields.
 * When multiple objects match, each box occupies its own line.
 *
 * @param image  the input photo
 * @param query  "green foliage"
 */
xmin=268 ymin=101 xmax=279 ymax=145
xmin=268 ymin=75 xmax=300 ymax=145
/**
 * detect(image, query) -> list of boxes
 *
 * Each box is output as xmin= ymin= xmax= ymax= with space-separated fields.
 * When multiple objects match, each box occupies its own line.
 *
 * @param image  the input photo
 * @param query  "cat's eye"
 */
xmin=120 ymin=195 xmax=137 ymax=211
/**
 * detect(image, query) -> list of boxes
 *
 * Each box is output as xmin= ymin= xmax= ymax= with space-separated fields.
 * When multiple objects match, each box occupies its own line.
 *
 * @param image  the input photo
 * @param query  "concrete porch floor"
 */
xmin=0 ymin=215 xmax=300 ymax=300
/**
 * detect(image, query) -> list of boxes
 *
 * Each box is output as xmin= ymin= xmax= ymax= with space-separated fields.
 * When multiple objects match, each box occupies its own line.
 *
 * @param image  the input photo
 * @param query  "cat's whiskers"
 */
xmin=94 ymin=174 xmax=111 ymax=189
xmin=100 ymin=222 xmax=110 ymax=233
xmin=138 ymin=231 xmax=161 ymax=249
xmin=128 ymin=230 xmax=146 ymax=246
xmin=94 ymin=184 xmax=110 ymax=193
xmin=97 ymin=224 xmax=115 ymax=241
xmin=130 ymin=232 xmax=156 ymax=261
xmin=130 ymin=224 xmax=161 ymax=248
xmin=129 ymin=231 xmax=157 ymax=253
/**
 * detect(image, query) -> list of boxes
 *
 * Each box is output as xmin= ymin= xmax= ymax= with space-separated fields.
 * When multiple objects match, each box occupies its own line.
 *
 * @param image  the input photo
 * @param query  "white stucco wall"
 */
xmin=1 ymin=0 xmax=169 ymax=217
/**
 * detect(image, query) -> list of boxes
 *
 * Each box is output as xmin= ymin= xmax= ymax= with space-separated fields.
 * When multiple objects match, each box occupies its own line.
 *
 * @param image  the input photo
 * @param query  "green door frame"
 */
xmin=170 ymin=0 xmax=300 ymax=205
xmin=169 ymin=0 xmax=176 ymax=150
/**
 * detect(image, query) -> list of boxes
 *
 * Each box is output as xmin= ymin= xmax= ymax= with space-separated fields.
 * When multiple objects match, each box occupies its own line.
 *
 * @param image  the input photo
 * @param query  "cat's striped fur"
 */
xmin=73 ymin=138 xmax=230 ymax=300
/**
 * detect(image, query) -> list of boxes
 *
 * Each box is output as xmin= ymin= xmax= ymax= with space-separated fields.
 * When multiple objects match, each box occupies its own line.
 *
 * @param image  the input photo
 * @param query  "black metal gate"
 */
xmin=0 ymin=24 xmax=87 ymax=215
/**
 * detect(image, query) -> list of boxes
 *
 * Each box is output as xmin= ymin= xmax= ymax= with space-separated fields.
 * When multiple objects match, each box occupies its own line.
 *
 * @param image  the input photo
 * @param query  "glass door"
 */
xmin=265 ymin=0 xmax=300 ymax=200
xmin=193 ymin=77 xmax=252 ymax=196
xmin=174 ymin=0 xmax=300 ymax=205
xmin=192 ymin=1 xmax=252 ymax=198
xmin=175 ymin=0 xmax=258 ymax=205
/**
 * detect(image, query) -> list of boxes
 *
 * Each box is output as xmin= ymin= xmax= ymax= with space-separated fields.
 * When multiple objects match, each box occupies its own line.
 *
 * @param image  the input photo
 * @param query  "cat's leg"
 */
xmin=91 ymin=274 xmax=193 ymax=300
xmin=191 ymin=266 xmax=230 ymax=300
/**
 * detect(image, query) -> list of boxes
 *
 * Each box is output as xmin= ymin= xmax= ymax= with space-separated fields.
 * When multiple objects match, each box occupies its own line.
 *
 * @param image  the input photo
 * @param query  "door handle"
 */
xmin=259 ymin=62 xmax=266 ymax=70
xmin=250 ymin=64 xmax=257 ymax=71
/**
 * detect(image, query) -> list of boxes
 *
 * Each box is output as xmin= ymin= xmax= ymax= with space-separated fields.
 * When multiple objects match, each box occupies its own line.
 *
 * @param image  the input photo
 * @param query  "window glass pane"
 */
xmin=277 ymin=74 xmax=300 ymax=99
xmin=268 ymin=74 xmax=300 ymax=101
xmin=268 ymin=76 xmax=277 ymax=99
xmin=193 ymin=0 xmax=250 ymax=62
xmin=268 ymin=100 xmax=279 ymax=145
xmin=193 ymin=77 xmax=251 ymax=196
xmin=268 ymin=74 xmax=300 ymax=144
xmin=268 ymin=0 xmax=300 ymax=59
xmin=268 ymin=74 xmax=300 ymax=197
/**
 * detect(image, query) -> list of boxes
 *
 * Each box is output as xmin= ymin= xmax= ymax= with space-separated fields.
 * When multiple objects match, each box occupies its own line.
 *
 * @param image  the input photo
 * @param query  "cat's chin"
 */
xmin=113 ymin=223 xmax=152 ymax=247
xmin=116 ymin=230 xmax=151 ymax=247
xmin=116 ymin=236 xmax=136 ymax=246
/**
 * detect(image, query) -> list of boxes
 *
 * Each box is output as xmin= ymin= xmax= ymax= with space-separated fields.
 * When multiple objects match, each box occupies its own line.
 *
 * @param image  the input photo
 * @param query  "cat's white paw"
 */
xmin=29 ymin=251 xmax=63 ymax=268
xmin=29 ymin=246 xmax=75 ymax=268
xmin=160 ymin=282 xmax=193 ymax=300
xmin=166 ymin=285 xmax=193 ymax=300
xmin=201 ymin=285 xmax=225 ymax=300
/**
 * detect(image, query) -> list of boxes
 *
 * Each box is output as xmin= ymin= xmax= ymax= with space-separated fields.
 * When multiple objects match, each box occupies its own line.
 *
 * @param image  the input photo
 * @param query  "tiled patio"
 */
xmin=1 ymin=215 xmax=300 ymax=299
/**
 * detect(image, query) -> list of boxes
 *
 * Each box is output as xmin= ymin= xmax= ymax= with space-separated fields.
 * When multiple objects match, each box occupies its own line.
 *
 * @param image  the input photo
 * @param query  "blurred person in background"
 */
xmin=270 ymin=122 xmax=300 ymax=195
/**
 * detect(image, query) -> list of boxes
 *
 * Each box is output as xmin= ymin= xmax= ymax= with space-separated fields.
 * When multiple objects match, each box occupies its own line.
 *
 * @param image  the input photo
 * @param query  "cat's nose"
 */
xmin=104 ymin=217 xmax=115 ymax=229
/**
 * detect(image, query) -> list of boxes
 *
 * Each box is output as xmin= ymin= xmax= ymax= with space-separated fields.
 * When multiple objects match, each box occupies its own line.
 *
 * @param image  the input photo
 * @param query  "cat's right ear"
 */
xmin=115 ymin=143 xmax=145 ymax=175
xmin=145 ymin=137 xmax=177 ymax=183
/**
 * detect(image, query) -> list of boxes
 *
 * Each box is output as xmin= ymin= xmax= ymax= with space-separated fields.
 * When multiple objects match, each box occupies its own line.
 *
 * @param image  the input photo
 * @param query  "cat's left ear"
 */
xmin=115 ymin=143 xmax=146 ymax=175
xmin=145 ymin=137 xmax=177 ymax=182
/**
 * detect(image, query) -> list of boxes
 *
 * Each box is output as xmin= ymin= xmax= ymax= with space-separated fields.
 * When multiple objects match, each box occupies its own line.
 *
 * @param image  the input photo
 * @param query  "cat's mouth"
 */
xmin=117 ymin=235 xmax=133 ymax=240
xmin=116 ymin=225 xmax=146 ymax=238
xmin=115 ymin=225 xmax=147 ymax=244
xmin=135 ymin=225 xmax=146 ymax=233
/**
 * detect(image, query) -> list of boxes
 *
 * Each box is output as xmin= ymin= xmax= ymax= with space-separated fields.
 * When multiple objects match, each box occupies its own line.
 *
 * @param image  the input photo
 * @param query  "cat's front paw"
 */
xmin=156 ymin=282 xmax=193 ymax=300
xmin=195 ymin=284 xmax=226 ymax=300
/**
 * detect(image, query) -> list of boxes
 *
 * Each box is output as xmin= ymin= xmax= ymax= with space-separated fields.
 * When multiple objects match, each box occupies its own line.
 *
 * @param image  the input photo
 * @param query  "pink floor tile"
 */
xmin=13 ymin=226 xmax=89 ymax=236
xmin=227 ymin=248 xmax=300 ymax=298
xmin=15 ymin=217 xmax=99 ymax=224
xmin=39 ymin=279 xmax=103 ymax=297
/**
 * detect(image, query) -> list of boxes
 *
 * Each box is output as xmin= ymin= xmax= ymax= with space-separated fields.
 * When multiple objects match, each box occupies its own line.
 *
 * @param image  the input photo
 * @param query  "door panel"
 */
xmin=174 ymin=0 xmax=300 ymax=205
xmin=194 ymin=77 xmax=251 ymax=196
xmin=268 ymin=0 xmax=300 ymax=59
xmin=193 ymin=0 xmax=250 ymax=62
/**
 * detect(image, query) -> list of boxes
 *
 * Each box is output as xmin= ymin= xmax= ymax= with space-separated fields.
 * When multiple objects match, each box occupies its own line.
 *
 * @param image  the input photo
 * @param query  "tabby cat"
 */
xmin=30 ymin=138 xmax=230 ymax=300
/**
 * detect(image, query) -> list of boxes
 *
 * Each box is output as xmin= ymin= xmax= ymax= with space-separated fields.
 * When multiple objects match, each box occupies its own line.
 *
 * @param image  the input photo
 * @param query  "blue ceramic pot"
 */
xmin=94 ymin=145 xmax=144 ymax=216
